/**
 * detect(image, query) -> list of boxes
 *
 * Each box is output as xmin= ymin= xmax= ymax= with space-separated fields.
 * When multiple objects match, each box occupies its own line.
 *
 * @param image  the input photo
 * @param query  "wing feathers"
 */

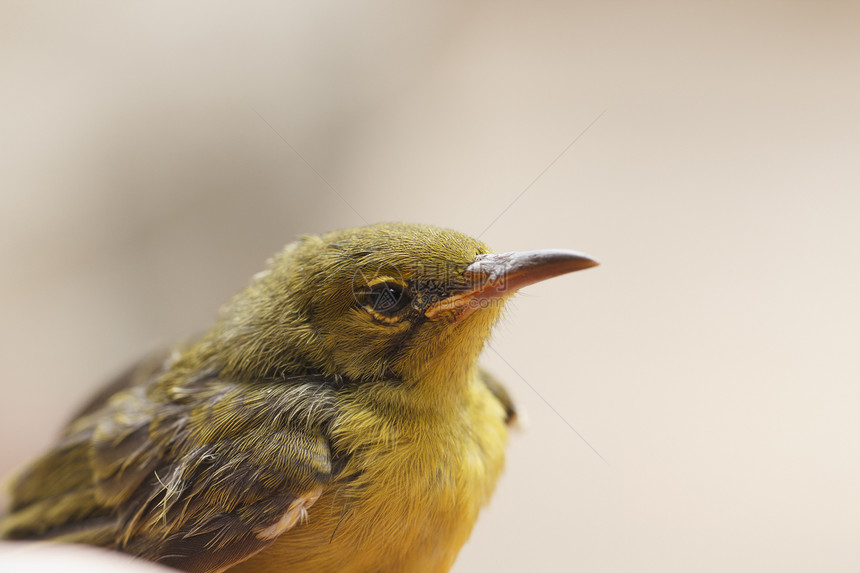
xmin=1 ymin=363 xmax=339 ymax=573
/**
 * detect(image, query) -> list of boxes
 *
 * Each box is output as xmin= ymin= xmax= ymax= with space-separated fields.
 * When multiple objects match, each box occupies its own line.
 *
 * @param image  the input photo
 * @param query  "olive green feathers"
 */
xmin=1 ymin=222 xmax=597 ymax=573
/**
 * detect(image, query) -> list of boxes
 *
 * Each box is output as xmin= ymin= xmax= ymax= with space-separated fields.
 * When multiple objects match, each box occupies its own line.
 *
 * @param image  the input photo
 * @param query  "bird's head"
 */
xmin=207 ymin=223 xmax=597 ymax=389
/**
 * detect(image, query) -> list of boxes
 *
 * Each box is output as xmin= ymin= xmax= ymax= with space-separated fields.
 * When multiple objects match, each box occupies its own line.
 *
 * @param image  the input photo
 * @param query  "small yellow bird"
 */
xmin=0 ymin=222 xmax=597 ymax=572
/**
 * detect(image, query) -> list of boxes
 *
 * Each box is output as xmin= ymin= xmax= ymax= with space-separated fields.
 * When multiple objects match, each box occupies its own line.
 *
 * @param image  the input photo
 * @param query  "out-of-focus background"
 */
xmin=2 ymin=1 xmax=859 ymax=571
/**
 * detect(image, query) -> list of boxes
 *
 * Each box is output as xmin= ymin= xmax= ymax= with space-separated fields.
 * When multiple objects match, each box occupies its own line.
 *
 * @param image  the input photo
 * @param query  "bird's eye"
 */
xmin=364 ymin=281 xmax=410 ymax=316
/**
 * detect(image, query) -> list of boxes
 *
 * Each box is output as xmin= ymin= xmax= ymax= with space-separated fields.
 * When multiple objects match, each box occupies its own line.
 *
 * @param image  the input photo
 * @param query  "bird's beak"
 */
xmin=424 ymin=249 xmax=599 ymax=322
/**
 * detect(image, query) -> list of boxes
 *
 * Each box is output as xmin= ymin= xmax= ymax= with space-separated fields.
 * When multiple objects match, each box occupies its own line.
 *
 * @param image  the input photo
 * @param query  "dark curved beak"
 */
xmin=425 ymin=249 xmax=599 ymax=322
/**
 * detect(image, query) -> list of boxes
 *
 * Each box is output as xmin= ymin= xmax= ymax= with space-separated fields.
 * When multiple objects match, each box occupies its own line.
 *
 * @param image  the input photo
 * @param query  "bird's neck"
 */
xmin=347 ymin=362 xmax=482 ymax=425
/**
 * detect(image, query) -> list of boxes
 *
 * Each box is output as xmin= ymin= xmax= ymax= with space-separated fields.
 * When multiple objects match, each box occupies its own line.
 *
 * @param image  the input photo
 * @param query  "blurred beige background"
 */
xmin=2 ymin=1 xmax=860 ymax=571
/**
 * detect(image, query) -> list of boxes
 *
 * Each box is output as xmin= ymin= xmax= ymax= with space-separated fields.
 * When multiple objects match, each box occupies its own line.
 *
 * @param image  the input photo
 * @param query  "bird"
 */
xmin=0 ymin=222 xmax=598 ymax=573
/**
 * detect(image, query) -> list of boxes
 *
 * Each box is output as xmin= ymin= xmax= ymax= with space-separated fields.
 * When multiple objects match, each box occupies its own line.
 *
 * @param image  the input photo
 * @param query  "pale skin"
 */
xmin=0 ymin=542 xmax=170 ymax=572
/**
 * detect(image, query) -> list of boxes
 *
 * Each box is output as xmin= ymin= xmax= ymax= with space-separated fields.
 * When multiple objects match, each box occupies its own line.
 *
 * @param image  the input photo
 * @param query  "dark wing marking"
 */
xmin=479 ymin=368 xmax=518 ymax=427
xmin=1 ymin=362 xmax=338 ymax=573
